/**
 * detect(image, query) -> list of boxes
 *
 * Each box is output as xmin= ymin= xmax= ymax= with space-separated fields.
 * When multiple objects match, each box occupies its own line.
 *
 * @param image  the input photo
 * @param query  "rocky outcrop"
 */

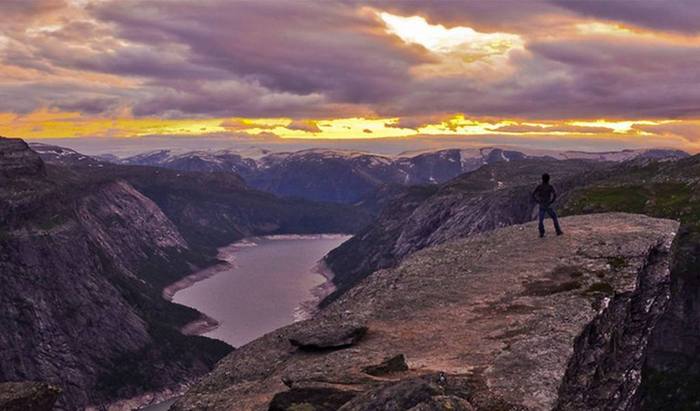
xmin=0 ymin=141 xmax=232 ymax=409
xmin=0 ymin=138 xmax=45 ymax=179
xmin=288 ymin=323 xmax=368 ymax=351
xmin=0 ymin=382 xmax=61 ymax=411
xmin=172 ymin=213 xmax=678 ymax=411
xmin=323 ymin=159 xmax=612 ymax=304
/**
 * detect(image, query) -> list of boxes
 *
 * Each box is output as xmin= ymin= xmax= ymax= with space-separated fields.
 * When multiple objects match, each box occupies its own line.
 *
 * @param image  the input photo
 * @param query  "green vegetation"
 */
xmin=583 ymin=281 xmax=615 ymax=296
xmin=522 ymin=279 xmax=582 ymax=296
xmin=562 ymin=180 xmax=700 ymax=229
xmin=607 ymin=256 xmax=628 ymax=272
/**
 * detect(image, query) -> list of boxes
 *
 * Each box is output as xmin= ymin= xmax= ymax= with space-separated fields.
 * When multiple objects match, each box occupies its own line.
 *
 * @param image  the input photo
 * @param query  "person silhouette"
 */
xmin=532 ymin=173 xmax=563 ymax=238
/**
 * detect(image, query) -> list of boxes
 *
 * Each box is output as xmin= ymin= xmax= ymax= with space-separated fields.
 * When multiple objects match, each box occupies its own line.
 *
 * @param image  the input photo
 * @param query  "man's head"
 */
xmin=542 ymin=173 xmax=550 ymax=183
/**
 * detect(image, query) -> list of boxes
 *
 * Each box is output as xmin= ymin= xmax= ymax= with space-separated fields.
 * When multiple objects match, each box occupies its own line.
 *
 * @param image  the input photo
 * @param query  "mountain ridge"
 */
xmin=88 ymin=144 xmax=687 ymax=204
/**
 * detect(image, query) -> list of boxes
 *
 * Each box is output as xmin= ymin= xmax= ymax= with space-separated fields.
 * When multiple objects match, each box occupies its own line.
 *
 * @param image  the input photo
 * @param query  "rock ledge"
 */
xmin=173 ymin=213 xmax=678 ymax=411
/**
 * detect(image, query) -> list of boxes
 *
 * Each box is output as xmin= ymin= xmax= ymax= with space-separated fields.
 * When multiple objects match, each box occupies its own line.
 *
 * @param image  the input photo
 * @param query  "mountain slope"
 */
xmin=172 ymin=213 xmax=678 ymax=411
xmin=323 ymin=158 xmax=613 ymax=304
xmin=0 ymin=138 xmax=231 ymax=409
xmin=1 ymin=138 xmax=371 ymax=409
xmin=32 ymin=143 xmax=371 ymax=261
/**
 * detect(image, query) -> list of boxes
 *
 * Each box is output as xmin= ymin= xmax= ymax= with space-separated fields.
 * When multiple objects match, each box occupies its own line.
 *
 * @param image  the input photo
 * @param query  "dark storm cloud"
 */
xmin=2 ymin=0 xmax=700 ymax=121
xmin=0 ymin=81 xmax=134 ymax=114
xmin=553 ymin=0 xmax=700 ymax=34
xmin=90 ymin=0 xmax=428 ymax=109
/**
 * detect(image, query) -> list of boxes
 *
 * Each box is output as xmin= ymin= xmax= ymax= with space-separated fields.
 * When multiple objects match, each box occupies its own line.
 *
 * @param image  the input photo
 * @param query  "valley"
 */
xmin=171 ymin=234 xmax=350 ymax=348
xmin=2 ymin=136 xmax=700 ymax=410
xmin=0 ymin=137 xmax=365 ymax=410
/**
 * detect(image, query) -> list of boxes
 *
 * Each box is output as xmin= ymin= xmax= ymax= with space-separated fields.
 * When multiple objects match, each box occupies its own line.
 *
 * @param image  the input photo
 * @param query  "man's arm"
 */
xmin=551 ymin=187 xmax=557 ymax=204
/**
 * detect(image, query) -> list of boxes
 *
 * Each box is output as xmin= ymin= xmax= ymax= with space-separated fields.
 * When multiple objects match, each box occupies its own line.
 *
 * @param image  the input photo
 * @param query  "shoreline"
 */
xmin=180 ymin=314 xmax=220 ymax=336
xmin=162 ymin=242 xmax=243 ymax=302
xmin=294 ymin=259 xmax=338 ymax=321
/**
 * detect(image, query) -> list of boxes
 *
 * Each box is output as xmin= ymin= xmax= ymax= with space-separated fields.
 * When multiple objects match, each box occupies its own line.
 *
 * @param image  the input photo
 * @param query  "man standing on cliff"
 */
xmin=532 ymin=173 xmax=563 ymax=238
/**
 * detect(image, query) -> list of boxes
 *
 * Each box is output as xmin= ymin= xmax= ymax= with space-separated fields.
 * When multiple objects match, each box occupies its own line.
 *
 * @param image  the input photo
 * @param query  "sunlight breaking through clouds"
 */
xmin=1 ymin=1 xmax=700 ymax=152
xmin=377 ymin=11 xmax=524 ymax=78
xmin=379 ymin=12 xmax=524 ymax=56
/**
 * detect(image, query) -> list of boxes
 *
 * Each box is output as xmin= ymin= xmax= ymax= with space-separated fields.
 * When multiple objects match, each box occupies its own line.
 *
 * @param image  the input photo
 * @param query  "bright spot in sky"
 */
xmin=378 ymin=12 xmax=523 ymax=57
xmin=569 ymin=120 xmax=666 ymax=133
xmin=576 ymin=22 xmax=633 ymax=36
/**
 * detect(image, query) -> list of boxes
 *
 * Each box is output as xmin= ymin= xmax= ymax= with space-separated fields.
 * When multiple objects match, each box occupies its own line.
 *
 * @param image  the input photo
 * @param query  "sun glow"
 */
xmin=568 ymin=120 xmax=668 ymax=134
xmin=379 ymin=12 xmax=523 ymax=56
xmin=1 ymin=110 xmax=689 ymax=150
xmin=377 ymin=12 xmax=524 ymax=78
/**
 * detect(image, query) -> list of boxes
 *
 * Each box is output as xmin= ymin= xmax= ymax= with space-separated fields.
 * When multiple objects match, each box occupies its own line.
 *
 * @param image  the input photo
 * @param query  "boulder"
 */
xmin=362 ymin=354 xmax=408 ymax=376
xmin=289 ymin=322 xmax=368 ymax=351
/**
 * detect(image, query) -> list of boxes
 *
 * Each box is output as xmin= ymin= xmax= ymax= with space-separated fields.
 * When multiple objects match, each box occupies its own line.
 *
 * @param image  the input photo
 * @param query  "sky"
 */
xmin=1 ymin=0 xmax=700 ymax=154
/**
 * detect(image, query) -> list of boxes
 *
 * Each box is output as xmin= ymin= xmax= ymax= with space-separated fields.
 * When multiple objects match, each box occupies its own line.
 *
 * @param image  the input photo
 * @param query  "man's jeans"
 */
xmin=538 ymin=205 xmax=562 ymax=236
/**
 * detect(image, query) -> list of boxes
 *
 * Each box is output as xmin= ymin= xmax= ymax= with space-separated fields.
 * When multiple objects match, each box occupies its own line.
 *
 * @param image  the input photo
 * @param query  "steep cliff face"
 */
xmin=323 ymin=159 xmax=612 ymax=304
xmin=0 ymin=138 xmax=45 ymax=179
xmin=0 ymin=138 xmax=232 ymax=409
xmin=1 ymin=137 xmax=373 ymax=409
xmin=172 ymin=213 xmax=678 ymax=411
xmin=557 ymin=154 xmax=700 ymax=409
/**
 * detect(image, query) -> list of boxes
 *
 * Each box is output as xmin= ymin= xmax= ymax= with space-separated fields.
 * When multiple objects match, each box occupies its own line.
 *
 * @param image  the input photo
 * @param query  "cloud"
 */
xmin=553 ymin=0 xmax=700 ymax=34
xmin=87 ymin=0 xmax=427 ymax=113
xmin=1 ymin=0 xmax=700 ymax=129
xmin=634 ymin=121 xmax=700 ymax=143
xmin=385 ymin=114 xmax=454 ymax=130
xmin=491 ymin=124 xmax=614 ymax=134
xmin=286 ymin=120 xmax=321 ymax=133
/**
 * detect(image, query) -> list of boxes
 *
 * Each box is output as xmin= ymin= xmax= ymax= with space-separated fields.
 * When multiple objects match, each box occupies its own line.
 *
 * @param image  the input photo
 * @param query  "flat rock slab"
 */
xmin=173 ymin=213 xmax=678 ymax=411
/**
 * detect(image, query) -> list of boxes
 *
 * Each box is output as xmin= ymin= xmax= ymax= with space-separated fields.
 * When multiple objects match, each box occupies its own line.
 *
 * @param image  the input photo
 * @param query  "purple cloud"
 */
xmin=1 ymin=0 xmax=700 ymax=122
xmin=554 ymin=0 xmax=700 ymax=34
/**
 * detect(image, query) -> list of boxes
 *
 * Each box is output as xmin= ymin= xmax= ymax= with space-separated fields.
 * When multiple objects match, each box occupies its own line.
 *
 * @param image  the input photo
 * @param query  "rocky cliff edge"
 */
xmin=173 ymin=213 xmax=679 ymax=411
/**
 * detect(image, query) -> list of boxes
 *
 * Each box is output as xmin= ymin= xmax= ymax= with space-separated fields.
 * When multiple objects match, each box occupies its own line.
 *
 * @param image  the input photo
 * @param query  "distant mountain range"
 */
xmin=80 ymin=145 xmax=687 ymax=204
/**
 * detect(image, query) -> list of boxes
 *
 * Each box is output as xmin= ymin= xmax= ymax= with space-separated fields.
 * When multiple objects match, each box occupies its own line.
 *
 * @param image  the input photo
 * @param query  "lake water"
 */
xmin=172 ymin=234 xmax=350 ymax=347
xmin=140 ymin=234 xmax=348 ymax=410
